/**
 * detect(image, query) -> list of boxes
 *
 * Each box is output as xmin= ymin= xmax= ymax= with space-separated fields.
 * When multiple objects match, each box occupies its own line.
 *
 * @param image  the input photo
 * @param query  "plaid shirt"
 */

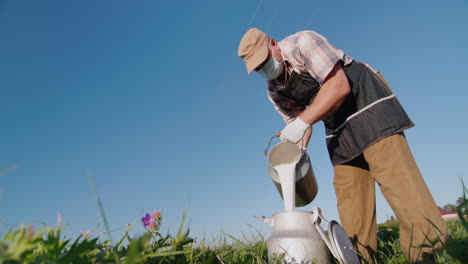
xmin=267 ymin=31 xmax=375 ymax=123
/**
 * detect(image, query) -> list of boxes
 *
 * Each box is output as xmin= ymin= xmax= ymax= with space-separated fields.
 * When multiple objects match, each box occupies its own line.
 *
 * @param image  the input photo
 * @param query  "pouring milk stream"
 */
xmin=273 ymin=162 xmax=297 ymax=211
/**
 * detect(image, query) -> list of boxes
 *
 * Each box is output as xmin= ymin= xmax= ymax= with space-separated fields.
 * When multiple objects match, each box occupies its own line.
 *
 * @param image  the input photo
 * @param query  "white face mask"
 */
xmin=257 ymin=57 xmax=284 ymax=80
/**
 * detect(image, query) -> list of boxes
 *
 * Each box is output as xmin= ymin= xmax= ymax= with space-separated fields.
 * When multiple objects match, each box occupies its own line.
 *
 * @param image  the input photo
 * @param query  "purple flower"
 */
xmin=141 ymin=213 xmax=155 ymax=227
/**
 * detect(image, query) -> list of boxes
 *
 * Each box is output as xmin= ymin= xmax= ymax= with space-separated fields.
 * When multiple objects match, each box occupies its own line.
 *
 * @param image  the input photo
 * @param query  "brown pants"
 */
xmin=333 ymin=133 xmax=447 ymax=263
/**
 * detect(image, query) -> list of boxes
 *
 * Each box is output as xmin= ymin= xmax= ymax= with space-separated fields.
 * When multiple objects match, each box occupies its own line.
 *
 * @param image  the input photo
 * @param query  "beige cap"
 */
xmin=238 ymin=28 xmax=269 ymax=73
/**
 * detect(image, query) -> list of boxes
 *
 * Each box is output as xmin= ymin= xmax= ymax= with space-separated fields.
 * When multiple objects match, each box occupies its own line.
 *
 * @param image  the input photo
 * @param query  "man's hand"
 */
xmin=280 ymin=117 xmax=310 ymax=143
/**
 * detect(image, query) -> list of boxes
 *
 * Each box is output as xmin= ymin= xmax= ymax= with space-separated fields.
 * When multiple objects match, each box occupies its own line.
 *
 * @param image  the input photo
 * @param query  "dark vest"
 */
xmin=268 ymin=61 xmax=414 ymax=165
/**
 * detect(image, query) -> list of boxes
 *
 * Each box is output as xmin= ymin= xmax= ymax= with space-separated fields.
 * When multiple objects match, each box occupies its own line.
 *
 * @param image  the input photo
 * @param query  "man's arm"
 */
xmin=298 ymin=62 xmax=350 ymax=125
xmin=279 ymin=62 xmax=350 ymax=144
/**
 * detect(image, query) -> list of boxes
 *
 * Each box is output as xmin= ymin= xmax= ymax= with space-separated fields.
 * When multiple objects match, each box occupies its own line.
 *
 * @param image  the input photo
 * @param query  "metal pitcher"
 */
xmin=264 ymin=135 xmax=318 ymax=207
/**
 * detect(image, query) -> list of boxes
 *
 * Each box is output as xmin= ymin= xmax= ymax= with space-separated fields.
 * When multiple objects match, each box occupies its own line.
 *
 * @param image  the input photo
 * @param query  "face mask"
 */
xmin=257 ymin=57 xmax=284 ymax=80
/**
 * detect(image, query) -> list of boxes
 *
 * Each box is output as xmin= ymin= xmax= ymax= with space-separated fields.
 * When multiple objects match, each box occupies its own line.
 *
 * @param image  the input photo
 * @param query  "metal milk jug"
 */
xmin=259 ymin=208 xmax=360 ymax=264
xmin=260 ymin=211 xmax=329 ymax=264
xmin=264 ymin=136 xmax=318 ymax=207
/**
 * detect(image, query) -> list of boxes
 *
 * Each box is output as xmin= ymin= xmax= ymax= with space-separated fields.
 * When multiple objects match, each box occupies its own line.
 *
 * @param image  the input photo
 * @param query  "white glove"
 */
xmin=280 ymin=117 xmax=310 ymax=143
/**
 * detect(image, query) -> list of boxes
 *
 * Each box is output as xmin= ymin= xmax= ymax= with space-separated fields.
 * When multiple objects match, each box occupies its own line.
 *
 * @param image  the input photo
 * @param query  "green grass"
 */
xmin=1 ymin=217 xmax=466 ymax=264
xmin=1 ymin=182 xmax=467 ymax=263
xmin=1 ymin=213 xmax=467 ymax=264
xmin=372 ymin=220 xmax=468 ymax=264
xmin=370 ymin=181 xmax=468 ymax=264
xmin=0 ymin=218 xmax=272 ymax=264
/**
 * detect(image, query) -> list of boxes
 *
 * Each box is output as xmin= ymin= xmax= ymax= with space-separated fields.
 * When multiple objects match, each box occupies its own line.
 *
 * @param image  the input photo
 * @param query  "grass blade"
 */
xmin=87 ymin=171 xmax=121 ymax=264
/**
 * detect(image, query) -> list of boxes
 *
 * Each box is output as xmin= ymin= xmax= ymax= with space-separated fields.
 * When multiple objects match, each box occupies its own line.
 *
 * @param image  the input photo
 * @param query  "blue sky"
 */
xmin=1 ymin=0 xmax=467 ymax=242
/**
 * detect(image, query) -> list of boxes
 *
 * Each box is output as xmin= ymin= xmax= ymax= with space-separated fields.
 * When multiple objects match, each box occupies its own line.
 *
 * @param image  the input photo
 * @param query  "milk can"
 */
xmin=261 ymin=211 xmax=329 ymax=263
xmin=258 ymin=207 xmax=360 ymax=264
xmin=264 ymin=135 xmax=318 ymax=207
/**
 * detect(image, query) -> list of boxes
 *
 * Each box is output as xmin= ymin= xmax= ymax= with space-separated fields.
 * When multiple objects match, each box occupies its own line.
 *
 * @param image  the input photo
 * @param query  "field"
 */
xmin=1 ymin=184 xmax=467 ymax=264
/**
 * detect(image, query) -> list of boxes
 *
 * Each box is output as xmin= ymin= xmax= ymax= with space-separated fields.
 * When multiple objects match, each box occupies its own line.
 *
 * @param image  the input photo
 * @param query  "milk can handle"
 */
xmin=312 ymin=206 xmax=329 ymax=224
xmin=263 ymin=132 xmax=306 ymax=157
xmin=263 ymin=133 xmax=281 ymax=157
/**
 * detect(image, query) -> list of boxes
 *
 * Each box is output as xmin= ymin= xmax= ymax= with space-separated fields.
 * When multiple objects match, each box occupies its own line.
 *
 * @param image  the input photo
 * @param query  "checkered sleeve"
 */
xmin=297 ymin=31 xmax=344 ymax=85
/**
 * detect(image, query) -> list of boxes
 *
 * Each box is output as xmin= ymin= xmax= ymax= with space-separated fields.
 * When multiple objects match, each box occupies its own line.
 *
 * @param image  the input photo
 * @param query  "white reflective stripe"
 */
xmin=325 ymin=94 xmax=396 ymax=138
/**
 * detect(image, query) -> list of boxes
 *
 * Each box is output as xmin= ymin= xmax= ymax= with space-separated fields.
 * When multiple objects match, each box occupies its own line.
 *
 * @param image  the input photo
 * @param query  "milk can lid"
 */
xmin=329 ymin=220 xmax=360 ymax=264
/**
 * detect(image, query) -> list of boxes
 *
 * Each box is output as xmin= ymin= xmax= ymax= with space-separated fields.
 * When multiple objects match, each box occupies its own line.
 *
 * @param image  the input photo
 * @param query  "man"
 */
xmin=238 ymin=28 xmax=447 ymax=263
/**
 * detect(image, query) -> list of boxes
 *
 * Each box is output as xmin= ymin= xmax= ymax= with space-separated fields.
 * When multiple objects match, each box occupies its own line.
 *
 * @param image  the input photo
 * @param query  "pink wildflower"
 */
xmin=149 ymin=222 xmax=159 ymax=232
xmin=26 ymin=225 xmax=36 ymax=238
xmin=81 ymin=230 xmax=91 ymax=238
xmin=153 ymin=210 xmax=161 ymax=220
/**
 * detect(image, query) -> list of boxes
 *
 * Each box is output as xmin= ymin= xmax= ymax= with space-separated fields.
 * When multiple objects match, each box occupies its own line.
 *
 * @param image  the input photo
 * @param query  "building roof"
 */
xmin=440 ymin=209 xmax=457 ymax=215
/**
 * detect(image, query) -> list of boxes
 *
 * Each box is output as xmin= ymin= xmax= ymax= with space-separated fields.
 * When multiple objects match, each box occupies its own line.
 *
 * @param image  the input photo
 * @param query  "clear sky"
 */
xmin=1 ymin=0 xmax=467 ymax=242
